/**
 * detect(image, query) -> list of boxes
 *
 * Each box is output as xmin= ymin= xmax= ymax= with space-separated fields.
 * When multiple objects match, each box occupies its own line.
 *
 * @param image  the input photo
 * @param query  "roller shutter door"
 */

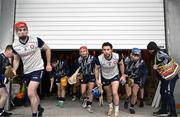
xmin=15 ymin=0 xmax=165 ymax=49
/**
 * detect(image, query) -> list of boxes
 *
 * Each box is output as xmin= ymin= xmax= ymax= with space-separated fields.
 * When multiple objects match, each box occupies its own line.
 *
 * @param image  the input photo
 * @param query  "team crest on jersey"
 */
xmin=102 ymin=62 xmax=106 ymax=66
xmin=108 ymin=61 xmax=111 ymax=66
xmin=30 ymin=44 xmax=35 ymax=49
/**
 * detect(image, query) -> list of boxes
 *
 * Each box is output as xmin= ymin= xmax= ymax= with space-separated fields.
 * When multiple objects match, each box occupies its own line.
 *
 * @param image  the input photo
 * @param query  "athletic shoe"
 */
xmin=124 ymin=101 xmax=128 ymax=109
xmin=168 ymin=114 xmax=177 ymax=117
xmin=153 ymin=110 xmax=168 ymax=116
xmin=38 ymin=107 xmax=44 ymax=117
xmin=87 ymin=105 xmax=93 ymax=113
xmin=107 ymin=107 xmax=113 ymax=116
xmin=129 ymin=106 xmax=135 ymax=114
xmin=56 ymin=101 xmax=64 ymax=108
xmin=114 ymin=112 xmax=120 ymax=117
xmin=81 ymin=98 xmax=87 ymax=108
xmin=139 ymin=101 xmax=144 ymax=107
xmin=0 ymin=110 xmax=12 ymax=116
xmin=72 ymin=96 xmax=76 ymax=101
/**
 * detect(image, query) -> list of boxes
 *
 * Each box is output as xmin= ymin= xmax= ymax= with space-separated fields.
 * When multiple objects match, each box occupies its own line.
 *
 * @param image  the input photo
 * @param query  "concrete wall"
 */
xmin=0 ymin=0 xmax=15 ymax=50
xmin=0 ymin=0 xmax=1 ymax=16
xmin=165 ymin=0 xmax=180 ymax=105
xmin=0 ymin=0 xmax=2 ymax=51
xmin=0 ymin=0 xmax=15 ymax=110
xmin=0 ymin=0 xmax=1 ymax=21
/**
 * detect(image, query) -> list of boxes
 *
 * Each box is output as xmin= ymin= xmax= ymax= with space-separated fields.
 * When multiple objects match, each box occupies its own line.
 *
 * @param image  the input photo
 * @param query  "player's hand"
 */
xmin=96 ymin=80 xmax=102 ymax=87
xmin=46 ymin=64 xmax=52 ymax=72
xmin=153 ymin=64 xmax=158 ymax=70
xmin=120 ymin=74 xmax=126 ymax=81
xmin=77 ymin=73 xmax=82 ymax=79
xmin=49 ymin=86 xmax=53 ymax=92
xmin=119 ymin=74 xmax=127 ymax=85
xmin=12 ymin=68 xmax=17 ymax=76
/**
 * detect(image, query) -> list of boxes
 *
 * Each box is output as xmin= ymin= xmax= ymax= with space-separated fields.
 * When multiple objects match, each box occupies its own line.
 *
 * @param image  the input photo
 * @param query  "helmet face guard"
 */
xmin=92 ymin=87 xmax=100 ymax=97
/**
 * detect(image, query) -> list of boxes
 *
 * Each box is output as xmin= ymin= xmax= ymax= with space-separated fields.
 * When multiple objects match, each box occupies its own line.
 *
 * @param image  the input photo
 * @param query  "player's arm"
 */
xmin=12 ymin=54 xmax=20 ymax=75
xmin=95 ymin=64 xmax=101 ymax=85
xmin=49 ymin=77 xmax=54 ymax=92
xmin=119 ymin=58 xmax=126 ymax=80
xmin=42 ymin=44 xmax=51 ymax=65
xmin=94 ymin=57 xmax=101 ymax=85
xmin=38 ymin=37 xmax=52 ymax=72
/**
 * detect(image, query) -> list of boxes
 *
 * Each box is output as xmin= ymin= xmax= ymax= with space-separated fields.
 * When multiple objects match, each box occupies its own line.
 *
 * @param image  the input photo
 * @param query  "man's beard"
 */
xmin=82 ymin=54 xmax=88 ymax=58
xmin=19 ymin=35 xmax=27 ymax=40
xmin=104 ymin=53 xmax=112 ymax=60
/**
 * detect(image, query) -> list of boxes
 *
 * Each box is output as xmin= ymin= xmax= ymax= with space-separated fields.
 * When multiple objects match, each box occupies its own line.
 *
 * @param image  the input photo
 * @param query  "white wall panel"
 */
xmin=15 ymin=0 xmax=165 ymax=49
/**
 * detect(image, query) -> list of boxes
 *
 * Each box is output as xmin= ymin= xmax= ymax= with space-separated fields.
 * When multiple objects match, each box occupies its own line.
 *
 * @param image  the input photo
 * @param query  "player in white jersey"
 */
xmin=95 ymin=42 xmax=126 ymax=117
xmin=12 ymin=22 xmax=52 ymax=117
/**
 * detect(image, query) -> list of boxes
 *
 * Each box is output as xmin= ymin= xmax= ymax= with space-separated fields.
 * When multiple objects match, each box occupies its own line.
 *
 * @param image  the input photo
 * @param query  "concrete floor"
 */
xmin=9 ymin=96 xmax=179 ymax=117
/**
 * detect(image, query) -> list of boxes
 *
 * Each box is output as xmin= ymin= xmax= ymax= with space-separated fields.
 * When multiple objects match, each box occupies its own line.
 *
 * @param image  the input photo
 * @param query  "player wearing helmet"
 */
xmin=123 ymin=48 xmax=148 ymax=114
xmin=12 ymin=22 xmax=52 ymax=117
xmin=77 ymin=46 xmax=98 ymax=113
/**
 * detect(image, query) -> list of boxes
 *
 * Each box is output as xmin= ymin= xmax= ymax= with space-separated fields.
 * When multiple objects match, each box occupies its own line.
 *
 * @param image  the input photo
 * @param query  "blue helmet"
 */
xmin=131 ymin=48 xmax=141 ymax=55
xmin=92 ymin=87 xmax=100 ymax=97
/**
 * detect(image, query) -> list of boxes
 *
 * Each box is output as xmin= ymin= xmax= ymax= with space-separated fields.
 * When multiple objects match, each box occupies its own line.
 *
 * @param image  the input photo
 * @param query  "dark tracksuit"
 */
xmin=124 ymin=57 xmax=148 ymax=87
xmin=0 ymin=53 xmax=10 ymax=88
xmin=78 ymin=55 xmax=97 ymax=84
xmin=50 ymin=60 xmax=70 ymax=83
xmin=155 ymin=50 xmax=178 ymax=116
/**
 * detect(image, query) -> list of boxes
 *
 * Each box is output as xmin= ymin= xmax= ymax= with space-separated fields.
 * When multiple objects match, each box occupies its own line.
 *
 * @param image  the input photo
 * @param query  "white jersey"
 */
xmin=98 ymin=52 xmax=120 ymax=79
xmin=13 ymin=36 xmax=44 ymax=74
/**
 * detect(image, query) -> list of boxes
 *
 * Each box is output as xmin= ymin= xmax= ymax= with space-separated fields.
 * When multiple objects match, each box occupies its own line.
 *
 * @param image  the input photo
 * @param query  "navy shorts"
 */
xmin=23 ymin=70 xmax=44 ymax=86
xmin=49 ymin=72 xmax=66 ymax=84
xmin=55 ymin=75 xmax=67 ymax=84
xmin=0 ymin=74 xmax=6 ymax=88
xmin=102 ymin=75 xmax=119 ymax=86
xmin=80 ymin=75 xmax=96 ymax=84
xmin=55 ymin=77 xmax=60 ymax=84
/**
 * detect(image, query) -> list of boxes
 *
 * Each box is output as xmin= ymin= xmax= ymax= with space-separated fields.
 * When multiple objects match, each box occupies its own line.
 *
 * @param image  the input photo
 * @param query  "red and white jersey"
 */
xmin=13 ymin=36 xmax=44 ymax=74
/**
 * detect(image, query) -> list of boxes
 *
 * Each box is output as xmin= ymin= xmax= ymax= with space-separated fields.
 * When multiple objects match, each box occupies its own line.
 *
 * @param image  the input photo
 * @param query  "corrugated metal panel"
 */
xmin=15 ymin=0 xmax=165 ymax=49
